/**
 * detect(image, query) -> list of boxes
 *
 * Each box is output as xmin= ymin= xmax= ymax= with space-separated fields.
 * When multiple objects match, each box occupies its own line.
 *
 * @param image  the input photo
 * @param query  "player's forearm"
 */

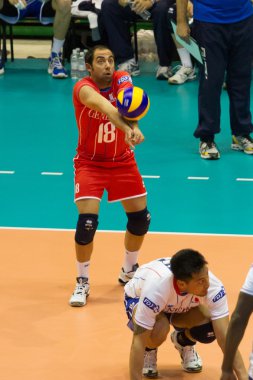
xmin=176 ymin=0 xmax=189 ymax=24
xmin=221 ymin=318 xmax=246 ymax=372
xmin=129 ymin=342 xmax=145 ymax=380
xmin=232 ymin=351 xmax=248 ymax=380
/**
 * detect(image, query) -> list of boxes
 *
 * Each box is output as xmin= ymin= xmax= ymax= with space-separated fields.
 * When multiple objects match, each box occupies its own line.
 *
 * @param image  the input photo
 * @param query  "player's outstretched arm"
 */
xmin=79 ymin=85 xmax=144 ymax=148
xmin=129 ymin=324 xmax=151 ymax=380
xmin=213 ymin=316 xmax=248 ymax=380
xmin=127 ymin=121 xmax=145 ymax=146
xmin=220 ymin=292 xmax=253 ymax=380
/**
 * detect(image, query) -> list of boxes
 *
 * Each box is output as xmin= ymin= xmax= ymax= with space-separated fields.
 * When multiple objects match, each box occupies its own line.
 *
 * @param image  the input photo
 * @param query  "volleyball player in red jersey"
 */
xmin=69 ymin=45 xmax=151 ymax=307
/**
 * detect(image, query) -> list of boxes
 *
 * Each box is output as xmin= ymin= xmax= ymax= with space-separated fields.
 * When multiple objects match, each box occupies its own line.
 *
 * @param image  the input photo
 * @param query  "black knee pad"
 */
xmin=75 ymin=213 xmax=98 ymax=245
xmin=189 ymin=322 xmax=216 ymax=344
xmin=126 ymin=208 xmax=151 ymax=236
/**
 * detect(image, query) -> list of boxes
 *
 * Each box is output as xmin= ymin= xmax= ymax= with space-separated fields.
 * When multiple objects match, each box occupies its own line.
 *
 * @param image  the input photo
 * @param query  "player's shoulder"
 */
xmin=73 ymin=77 xmax=99 ymax=99
xmin=113 ymin=70 xmax=133 ymax=86
xmin=206 ymin=270 xmax=227 ymax=303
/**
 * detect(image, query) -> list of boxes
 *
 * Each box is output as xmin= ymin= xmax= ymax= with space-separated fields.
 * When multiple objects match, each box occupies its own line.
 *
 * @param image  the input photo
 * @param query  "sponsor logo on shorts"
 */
xmin=143 ymin=297 xmax=160 ymax=313
xmin=212 ymin=287 xmax=226 ymax=303
xmin=118 ymin=75 xmax=132 ymax=84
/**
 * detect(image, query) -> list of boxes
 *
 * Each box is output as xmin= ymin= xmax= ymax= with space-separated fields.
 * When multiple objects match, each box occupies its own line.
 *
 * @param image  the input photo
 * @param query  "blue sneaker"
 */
xmin=0 ymin=52 xmax=5 ymax=75
xmin=48 ymin=52 xmax=68 ymax=78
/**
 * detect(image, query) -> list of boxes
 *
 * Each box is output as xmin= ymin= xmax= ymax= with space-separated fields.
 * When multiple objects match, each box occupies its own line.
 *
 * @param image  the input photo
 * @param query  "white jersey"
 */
xmin=241 ymin=264 xmax=253 ymax=296
xmin=124 ymin=257 xmax=229 ymax=330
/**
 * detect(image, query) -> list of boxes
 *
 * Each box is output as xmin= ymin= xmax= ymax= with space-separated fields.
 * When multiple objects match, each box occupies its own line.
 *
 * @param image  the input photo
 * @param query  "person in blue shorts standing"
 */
xmin=176 ymin=0 xmax=253 ymax=159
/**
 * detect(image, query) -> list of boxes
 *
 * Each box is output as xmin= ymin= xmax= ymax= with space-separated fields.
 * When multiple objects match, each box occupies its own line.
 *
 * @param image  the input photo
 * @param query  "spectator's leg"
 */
xmin=151 ymin=0 xmax=174 ymax=68
xmin=51 ymin=0 xmax=71 ymax=48
xmin=193 ymin=20 xmax=227 ymax=141
xmin=48 ymin=0 xmax=71 ymax=78
xmin=99 ymin=0 xmax=134 ymax=64
xmin=226 ymin=15 xmax=253 ymax=137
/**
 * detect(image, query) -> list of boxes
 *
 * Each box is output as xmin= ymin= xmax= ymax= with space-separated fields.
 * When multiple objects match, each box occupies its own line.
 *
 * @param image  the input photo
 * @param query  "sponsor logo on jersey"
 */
xmin=212 ymin=287 xmax=226 ymax=303
xmin=164 ymin=305 xmax=191 ymax=313
xmin=143 ymin=297 xmax=160 ymax=313
xmin=118 ymin=75 xmax=132 ymax=85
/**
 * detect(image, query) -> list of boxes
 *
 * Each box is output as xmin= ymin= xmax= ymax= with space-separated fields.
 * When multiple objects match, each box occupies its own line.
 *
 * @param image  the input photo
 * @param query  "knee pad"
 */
xmin=126 ymin=208 xmax=151 ymax=236
xmin=189 ymin=322 xmax=216 ymax=344
xmin=75 ymin=214 xmax=98 ymax=245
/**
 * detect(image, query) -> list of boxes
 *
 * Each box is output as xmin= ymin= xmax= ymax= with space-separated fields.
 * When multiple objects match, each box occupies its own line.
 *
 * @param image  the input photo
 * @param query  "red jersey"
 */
xmin=73 ymin=71 xmax=134 ymax=165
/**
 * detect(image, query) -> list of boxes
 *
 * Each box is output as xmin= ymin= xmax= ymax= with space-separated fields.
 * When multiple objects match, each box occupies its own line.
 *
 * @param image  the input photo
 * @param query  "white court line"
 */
xmin=41 ymin=172 xmax=63 ymax=176
xmin=236 ymin=178 xmax=253 ymax=182
xmin=0 ymin=226 xmax=252 ymax=237
xmin=142 ymin=175 xmax=160 ymax=179
xmin=0 ymin=171 xmax=15 ymax=174
xmin=188 ymin=176 xmax=209 ymax=180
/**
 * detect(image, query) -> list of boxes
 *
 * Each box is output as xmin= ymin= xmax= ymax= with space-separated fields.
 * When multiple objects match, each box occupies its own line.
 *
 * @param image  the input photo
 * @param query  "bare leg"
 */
xmin=121 ymin=195 xmax=147 ymax=252
xmin=51 ymin=0 xmax=71 ymax=40
xmin=75 ymin=198 xmax=100 ymax=263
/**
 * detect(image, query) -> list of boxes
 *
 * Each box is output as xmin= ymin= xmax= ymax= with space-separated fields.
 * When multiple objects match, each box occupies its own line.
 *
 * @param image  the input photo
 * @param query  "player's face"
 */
xmin=184 ymin=265 xmax=210 ymax=297
xmin=88 ymin=49 xmax=115 ymax=85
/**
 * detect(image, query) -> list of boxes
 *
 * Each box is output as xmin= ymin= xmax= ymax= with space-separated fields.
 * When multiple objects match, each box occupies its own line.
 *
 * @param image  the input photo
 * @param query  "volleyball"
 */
xmin=116 ymin=86 xmax=150 ymax=121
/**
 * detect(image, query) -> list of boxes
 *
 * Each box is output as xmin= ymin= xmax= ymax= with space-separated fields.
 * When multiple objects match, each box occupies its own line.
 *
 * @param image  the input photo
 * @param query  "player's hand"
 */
xmin=118 ymin=0 xmax=129 ymax=7
xmin=9 ymin=0 xmax=27 ymax=8
xmin=124 ymin=125 xmax=144 ymax=148
xmin=130 ymin=125 xmax=145 ymax=145
xmin=177 ymin=22 xmax=191 ymax=43
xmin=132 ymin=0 xmax=153 ymax=13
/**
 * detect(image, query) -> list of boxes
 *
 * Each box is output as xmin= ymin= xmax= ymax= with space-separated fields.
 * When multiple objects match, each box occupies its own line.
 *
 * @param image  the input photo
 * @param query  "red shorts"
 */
xmin=74 ymin=159 xmax=147 ymax=202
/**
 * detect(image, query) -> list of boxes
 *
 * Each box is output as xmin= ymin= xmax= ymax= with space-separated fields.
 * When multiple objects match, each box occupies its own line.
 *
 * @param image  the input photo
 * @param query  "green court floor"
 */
xmin=1 ymin=59 xmax=253 ymax=235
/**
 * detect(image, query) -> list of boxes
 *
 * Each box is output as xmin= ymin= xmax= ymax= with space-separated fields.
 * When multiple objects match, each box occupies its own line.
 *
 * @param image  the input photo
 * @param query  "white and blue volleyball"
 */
xmin=116 ymin=86 xmax=150 ymax=121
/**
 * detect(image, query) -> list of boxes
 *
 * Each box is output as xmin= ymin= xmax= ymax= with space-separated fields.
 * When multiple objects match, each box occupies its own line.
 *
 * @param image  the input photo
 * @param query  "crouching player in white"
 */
xmin=124 ymin=249 xmax=247 ymax=379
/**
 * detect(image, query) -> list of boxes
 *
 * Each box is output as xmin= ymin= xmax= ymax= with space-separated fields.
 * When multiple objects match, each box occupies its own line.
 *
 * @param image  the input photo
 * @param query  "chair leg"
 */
xmin=2 ymin=22 xmax=7 ymax=63
xmin=9 ymin=24 xmax=14 ymax=61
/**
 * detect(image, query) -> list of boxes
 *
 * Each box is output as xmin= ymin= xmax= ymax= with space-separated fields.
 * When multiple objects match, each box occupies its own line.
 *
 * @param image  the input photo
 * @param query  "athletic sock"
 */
xmin=123 ymin=249 xmax=139 ymax=272
xmin=51 ymin=38 xmax=65 ymax=55
xmin=76 ymin=260 xmax=90 ymax=281
xmin=177 ymin=47 xmax=193 ymax=68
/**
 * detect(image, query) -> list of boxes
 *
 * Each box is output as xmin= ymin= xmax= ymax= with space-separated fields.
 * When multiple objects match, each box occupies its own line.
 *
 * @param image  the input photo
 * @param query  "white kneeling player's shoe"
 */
xmin=118 ymin=263 xmax=139 ymax=285
xmin=171 ymin=330 xmax=202 ymax=373
xmin=69 ymin=277 xmax=90 ymax=307
xmin=143 ymin=348 xmax=158 ymax=378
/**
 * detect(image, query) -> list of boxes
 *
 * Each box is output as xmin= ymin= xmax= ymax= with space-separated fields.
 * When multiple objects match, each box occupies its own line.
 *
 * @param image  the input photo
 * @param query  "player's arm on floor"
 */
xmin=220 ymin=292 xmax=253 ymax=380
xmin=129 ymin=322 xmax=151 ymax=380
xmin=212 ymin=316 xmax=248 ymax=380
xmin=79 ymin=85 xmax=143 ymax=148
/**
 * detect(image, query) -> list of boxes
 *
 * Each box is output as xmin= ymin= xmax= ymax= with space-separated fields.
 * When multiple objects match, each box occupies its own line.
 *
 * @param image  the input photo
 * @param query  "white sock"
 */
xmin=51 ymin=38 xmax=65 ymax=54
xmin=76 ymin=260 xmax=90 ymax=280
xmin=123 ymin=250 xmax=139 ymax=272
xmin=177 ymin=47 xmax=193 ymax=68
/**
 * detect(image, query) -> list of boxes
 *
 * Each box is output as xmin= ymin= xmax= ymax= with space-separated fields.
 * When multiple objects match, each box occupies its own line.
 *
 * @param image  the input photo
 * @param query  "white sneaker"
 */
xmin=143 ymin=348 xmax=158 ymax=378
xmin=156 ymin=65 xmax=173 ymax=80
xmin=69 ymin=277 xmax=90 ymax=307
xmin=171 ymin=330 xmax=202 ymax=373
xmin=199 ymin=140 xmax=220 ymax=160
xmin=118 ymin=263 xmax=139 ymax=285
xmin=118 ymin=58 xmax=140 ymax=76
xmin=168 ymin=66 xmax=196 ymax=84
xmin=231 ymin=135 xmax=253 ymax=155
